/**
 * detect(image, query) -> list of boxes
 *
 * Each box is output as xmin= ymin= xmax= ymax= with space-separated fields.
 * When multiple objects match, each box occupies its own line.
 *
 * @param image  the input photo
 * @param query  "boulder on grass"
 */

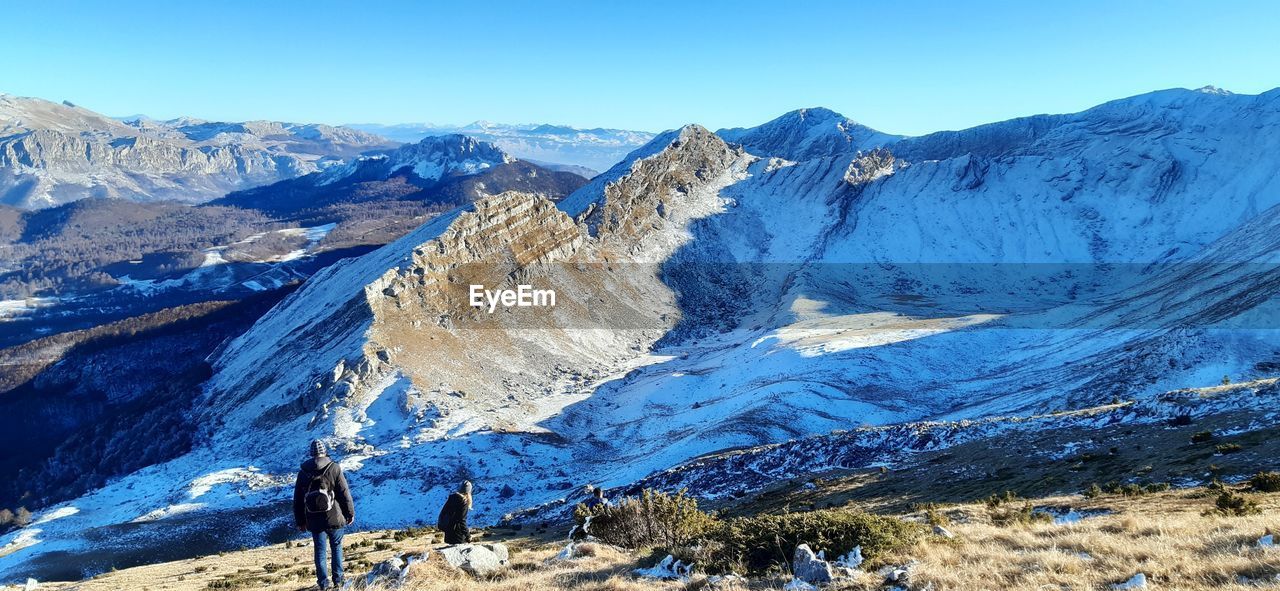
xmin=437 ymin=543 xmax=509 ymax=577
xmin=792 ymin=544 xmax=834 ymax=585
xmin=363 ymin=557 xmax=406 ymax=587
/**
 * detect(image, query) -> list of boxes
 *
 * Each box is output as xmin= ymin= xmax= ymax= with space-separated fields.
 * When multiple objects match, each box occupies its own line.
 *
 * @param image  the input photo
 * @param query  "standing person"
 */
xmin=293 ymin=439 xmax=354 ymax=590
xmin=437 ymin=480 xmax=473 ymax=544
xmin=583 ymin=486 xmax=610 ymax=510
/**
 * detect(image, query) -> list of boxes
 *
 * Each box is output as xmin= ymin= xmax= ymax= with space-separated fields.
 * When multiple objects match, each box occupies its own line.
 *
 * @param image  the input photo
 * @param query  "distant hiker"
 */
xmin=583 ymin=486 xmax=610 ymax=509
xmin=293 ymin=439 xmax=355 ymax=590
xmin=437 ymin=480 xmax=473 ymax=544
xmin=569 ymin=486 xmax=611 ymax=541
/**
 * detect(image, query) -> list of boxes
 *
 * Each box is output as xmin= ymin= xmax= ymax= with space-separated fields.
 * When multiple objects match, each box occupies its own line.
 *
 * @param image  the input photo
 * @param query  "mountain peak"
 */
xmin=314 ymin=134 xmax=513 ymax=187
xmin=717 ymin=107 xmax=901 ymax=161
xmin=1196 ymin=85 xmax=1233 ymax=95
xmin=559 ymin=122 xmax=745 ymax=229
xmin=786 ymin=106 xmax=844 ymax=121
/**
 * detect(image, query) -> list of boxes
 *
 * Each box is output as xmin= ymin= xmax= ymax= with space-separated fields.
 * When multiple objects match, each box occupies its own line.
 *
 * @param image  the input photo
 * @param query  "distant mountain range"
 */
xmin=0 ymin=94 xmax=654 ymax=210
xmin=0 ymin=133 xmax=587 ymax=338
xmin=212 ymin=134 xmax=588 ymax=219
xmin=347 ymin=121 xmax=655 ymax=174
xmin=0 ymin=94 xmax=398 ymax=209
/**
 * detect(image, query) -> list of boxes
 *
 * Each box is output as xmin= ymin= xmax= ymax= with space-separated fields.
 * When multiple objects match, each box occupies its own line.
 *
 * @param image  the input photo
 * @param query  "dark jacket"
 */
xmin=293 ymin=456 xmax=354 ymax=533
xmin=437 ymin=492 xmax=471 ymax=544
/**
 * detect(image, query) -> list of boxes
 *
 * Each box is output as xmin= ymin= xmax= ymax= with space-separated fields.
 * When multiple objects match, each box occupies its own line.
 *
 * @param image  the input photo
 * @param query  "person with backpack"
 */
xmin=293 ymin=439 xmax=354 ymax=590
xmin=436 ymin=480 xmax=473 ymax=544
xmin=583 ymin=485 xmax=610 ymax=509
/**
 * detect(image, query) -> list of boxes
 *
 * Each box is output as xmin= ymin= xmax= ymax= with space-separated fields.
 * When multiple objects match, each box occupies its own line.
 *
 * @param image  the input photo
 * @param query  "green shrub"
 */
xmin=574 ymin=489 xmax=715 ymax=550
xmin=914 ymin=502 xmax=950 ymax=526
xmin=1096 ymin=481 xmax=1169 ymax=497
xmin=1083 ymin=483 xmax=1104 ymax=499
xmin=702 ymin=509 xmax=922 ymax=574
xmin=1215 ymin=443 xmax=1244 ymax=454
xmin=1115 ymin=483 xmax=1144 ymax=497
xmin=983 ymin=490 xmax=1021 ymax=508
xmin=1212 ymin=491 xmax=1260 ymax=516
xmin=989 ymin=502 xmax=1052 ymax=527
xmin=392 ymin=526 xmax=432 ymax=541
xmin=1250 ymin=472 xmax=1280 ymax=493
xmin=1190 ymin=430 xmax=1215 ymax=444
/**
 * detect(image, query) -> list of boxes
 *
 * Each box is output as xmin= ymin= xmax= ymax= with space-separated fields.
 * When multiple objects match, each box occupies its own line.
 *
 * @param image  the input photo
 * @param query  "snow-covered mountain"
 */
xmin=348 ymin=121 xmax=655 ymax=173
xmin=315 ymin=134 xmax=512 ymax=185
xmin=212 ymin=134 xmax=587 ymax=216
xmin=717 ymin=107 xmax=903 ymax=161
xmin=6 ymin=86 xmax=1280 ymax=580
xmin=0 ymin=94 xmax=396 ymax=209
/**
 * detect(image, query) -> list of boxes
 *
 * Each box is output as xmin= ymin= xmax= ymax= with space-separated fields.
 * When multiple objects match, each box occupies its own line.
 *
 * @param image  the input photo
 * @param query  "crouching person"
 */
xmin=437 ymin=480 xmax=473 ymax=544
xmin=293 ymin=439 xmax=355 ymax=590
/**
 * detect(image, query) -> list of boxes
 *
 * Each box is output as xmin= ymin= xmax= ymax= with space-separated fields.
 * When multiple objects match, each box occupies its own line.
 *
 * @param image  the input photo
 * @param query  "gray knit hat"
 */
xmin=310 ymin=439 xmax=328 ymax=458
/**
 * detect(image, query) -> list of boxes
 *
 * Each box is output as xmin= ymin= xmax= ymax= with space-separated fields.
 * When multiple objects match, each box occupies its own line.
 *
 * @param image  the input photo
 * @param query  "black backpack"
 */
xmin=304 ymin=462 xmax=336 ymax=514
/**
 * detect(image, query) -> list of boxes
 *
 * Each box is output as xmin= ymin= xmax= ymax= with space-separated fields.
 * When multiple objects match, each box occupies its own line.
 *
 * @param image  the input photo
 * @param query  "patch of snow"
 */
xmin=782 ymin=578 xmax=818 ymax=591
xmin=834 ymin=546 xmax=864 ymax=569
xmin=131 ymin=503 xmax=206 ymax=523
xmin=633 ymin=555 xmax=692 ymax=581
xmin=0 ymin=528 xmax=42 ymax=555
xmin=1032 ymin=506 xmax=1111 ymax=525
xmin=30 ymin=507 xmax=78 ymax=526
xmin=0 ymin=297 xmax=58 ymax=320
xmin=1113 ymin=573 xmax=1148 ymax=590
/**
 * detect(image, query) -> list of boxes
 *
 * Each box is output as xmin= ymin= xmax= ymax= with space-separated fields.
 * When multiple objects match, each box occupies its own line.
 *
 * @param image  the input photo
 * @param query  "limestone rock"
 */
xmin=437 ymin=543 xmax=509 ymax=577
xmin=792 ymin=544 xmax=833 ymax=585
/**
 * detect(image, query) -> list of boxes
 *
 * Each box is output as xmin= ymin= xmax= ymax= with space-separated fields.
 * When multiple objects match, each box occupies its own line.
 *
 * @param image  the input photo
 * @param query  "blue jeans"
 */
xmin=312 ymin=527 xmax=344 ymax=588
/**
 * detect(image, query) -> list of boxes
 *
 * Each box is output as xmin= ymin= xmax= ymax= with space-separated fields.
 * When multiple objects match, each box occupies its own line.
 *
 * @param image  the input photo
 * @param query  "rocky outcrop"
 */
xmin=575 ymin=125 xmax=750 ymax=243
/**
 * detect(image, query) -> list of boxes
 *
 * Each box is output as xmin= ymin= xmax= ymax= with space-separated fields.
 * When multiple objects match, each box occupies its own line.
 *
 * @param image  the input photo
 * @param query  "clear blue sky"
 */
xmin=3 ymin=0 xmax=1278 ymax=135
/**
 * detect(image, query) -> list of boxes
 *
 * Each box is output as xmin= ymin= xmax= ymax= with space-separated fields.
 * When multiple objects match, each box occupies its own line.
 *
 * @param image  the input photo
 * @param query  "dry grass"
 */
xmin=831 ymin=489 xmax=1280 ymax=591
xmin=27 ymin=488 xmax=1280 ymax=591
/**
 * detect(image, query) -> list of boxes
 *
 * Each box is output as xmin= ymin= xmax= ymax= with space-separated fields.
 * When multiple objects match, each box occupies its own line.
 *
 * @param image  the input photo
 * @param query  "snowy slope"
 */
xmin=6 ymin=87 xmax=1280 ymax=581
